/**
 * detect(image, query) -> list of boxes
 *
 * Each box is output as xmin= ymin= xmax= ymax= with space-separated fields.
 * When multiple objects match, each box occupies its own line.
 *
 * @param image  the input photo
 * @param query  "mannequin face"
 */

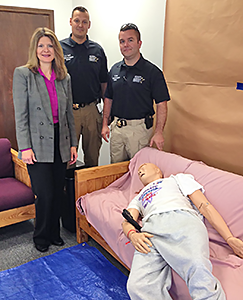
xmin=138 ymin=163 xmax=163 ymax=186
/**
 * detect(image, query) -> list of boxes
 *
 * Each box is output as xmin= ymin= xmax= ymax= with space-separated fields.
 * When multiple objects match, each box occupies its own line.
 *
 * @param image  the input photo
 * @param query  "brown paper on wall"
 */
xmin=163 ymin=0 xmax=243 ymax=175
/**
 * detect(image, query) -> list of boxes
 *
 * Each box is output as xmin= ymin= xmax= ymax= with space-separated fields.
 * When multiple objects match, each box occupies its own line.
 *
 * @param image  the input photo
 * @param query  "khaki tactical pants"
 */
xmin=110 ymin=117 xmax=153 ymax=163
xmin=73 ymin=102 xmax=102 ymax=167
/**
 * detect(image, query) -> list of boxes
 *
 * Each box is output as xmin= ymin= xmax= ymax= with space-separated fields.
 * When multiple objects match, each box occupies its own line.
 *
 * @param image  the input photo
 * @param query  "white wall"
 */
xmin=1 ymin=0 xmax=167 ymax=166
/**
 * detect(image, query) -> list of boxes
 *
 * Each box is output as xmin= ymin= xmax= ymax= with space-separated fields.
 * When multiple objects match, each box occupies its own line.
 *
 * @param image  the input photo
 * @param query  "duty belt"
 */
xmin=73 ymin=100 xmax=98 ymax=110
xmin=73 ymin=103 xmax=88 ymax=110
xmin=115 ymin=117 xmax=145 ymax=128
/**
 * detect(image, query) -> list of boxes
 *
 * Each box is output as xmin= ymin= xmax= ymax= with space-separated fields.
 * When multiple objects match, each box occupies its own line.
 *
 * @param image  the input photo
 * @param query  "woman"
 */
xmin=13 ymin=27 xmax=78 ymax=252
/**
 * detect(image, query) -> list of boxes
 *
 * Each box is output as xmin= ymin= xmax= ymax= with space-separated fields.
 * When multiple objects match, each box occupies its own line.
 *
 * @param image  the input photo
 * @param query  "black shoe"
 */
xmin=35 ymin=243 xmax=49 ymax=252
xmin=51 ymin=237 xmax=65 ymax=246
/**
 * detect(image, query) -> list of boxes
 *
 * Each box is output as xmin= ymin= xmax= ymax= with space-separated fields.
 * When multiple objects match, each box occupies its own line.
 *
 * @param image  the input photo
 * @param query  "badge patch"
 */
xmin=89 ymin=55 xmax=99 ymax=62
xmin=64 ymin=54 xmax=74 ymax=61
xmin=112 ymin=75 xmax=121 ymax=82
xmin=133 ymin=75 xmax=145 ymax=83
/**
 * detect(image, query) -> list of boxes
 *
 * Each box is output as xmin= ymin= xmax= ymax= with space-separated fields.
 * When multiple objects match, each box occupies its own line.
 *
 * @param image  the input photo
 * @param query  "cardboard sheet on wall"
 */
xmin=163 ymin=0 xmax=243 ymax=175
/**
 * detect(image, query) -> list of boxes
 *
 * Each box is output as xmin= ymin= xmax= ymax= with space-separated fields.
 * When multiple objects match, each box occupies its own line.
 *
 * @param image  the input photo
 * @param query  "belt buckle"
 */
xmin=116 ymin=118 xmax=127 ymax=128
xmin=73 ymin=103 xmax=80 ymax=110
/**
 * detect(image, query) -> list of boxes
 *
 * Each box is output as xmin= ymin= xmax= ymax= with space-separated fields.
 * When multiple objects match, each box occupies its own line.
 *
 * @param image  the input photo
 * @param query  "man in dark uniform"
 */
xmin=102 ymin=23 xmax=170 ymax=163
xmin=60 ymin=6 xmax=108 ymax=167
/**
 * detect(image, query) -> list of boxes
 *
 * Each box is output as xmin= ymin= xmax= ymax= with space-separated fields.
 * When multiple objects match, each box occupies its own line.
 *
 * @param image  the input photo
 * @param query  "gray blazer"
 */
xmin=13 ymin=66 xmax=77 ymax=163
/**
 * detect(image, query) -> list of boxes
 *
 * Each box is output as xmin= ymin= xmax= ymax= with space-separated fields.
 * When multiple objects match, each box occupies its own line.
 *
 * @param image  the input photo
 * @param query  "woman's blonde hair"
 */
xmin=25 ymin=27 xmax=67 ymax=80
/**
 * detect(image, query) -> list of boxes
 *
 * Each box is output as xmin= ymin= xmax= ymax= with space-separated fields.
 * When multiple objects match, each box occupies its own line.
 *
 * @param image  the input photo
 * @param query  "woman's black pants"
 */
xmin=27 ymin=125 xmax=67 ymax=246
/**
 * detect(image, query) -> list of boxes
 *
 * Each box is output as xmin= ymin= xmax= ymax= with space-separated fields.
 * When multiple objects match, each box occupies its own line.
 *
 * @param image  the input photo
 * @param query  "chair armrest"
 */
xmin=11 ymin=148 xmax=31 ymax=188
xmin=74 ymin=161 xmax=130 ymax=199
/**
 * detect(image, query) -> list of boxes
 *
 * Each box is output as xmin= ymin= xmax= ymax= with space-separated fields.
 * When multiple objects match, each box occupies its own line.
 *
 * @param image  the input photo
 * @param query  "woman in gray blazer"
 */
xmin=13 ymin=27 xmax=78 ymax=252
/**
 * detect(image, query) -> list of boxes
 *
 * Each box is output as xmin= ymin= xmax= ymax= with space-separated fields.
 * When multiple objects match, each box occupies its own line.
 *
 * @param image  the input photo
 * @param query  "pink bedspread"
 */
xmin=78 ymin=147 xmax=243 ymax=299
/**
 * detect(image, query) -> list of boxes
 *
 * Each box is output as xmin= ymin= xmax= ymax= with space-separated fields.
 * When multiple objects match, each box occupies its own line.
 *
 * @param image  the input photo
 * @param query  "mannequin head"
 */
xmin=138 ymin=163 xmax=163 ymax=186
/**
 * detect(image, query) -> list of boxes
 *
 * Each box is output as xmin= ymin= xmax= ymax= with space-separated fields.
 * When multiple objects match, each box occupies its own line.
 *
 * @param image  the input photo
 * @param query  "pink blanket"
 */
xmin=79 ymin=147 xmax=243 ymax=299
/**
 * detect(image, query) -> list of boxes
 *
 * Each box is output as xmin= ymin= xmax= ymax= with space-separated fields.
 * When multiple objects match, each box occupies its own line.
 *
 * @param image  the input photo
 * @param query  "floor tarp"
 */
xmin=0 ymin=243 xmax=130 ymax=299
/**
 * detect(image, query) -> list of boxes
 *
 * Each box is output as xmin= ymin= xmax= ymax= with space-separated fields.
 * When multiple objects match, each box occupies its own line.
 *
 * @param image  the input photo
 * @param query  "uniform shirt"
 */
xmin=105 ymin=55 xmax=170 ymax=119
xmin=127 ymin=174 xmax=204 ymax=224
xmin=60 ymin=35 xmax=108 ymax=104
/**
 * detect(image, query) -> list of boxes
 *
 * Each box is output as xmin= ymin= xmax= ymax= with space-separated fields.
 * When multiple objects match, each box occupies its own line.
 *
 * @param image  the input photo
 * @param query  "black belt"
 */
xmin=73 ymin=100 xmax=98 ymax=110
xmin=73 ymin=103 xmax=87 ymax=109
xmin=115 ymin=117 xmax=145 ymax=128
xmin=114 ymin=116 xmax=153 ymax=129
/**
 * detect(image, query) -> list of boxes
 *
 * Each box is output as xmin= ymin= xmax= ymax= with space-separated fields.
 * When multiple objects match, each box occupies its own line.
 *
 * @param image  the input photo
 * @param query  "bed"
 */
xmin=75 ymin=147 xmax=243 ymax=299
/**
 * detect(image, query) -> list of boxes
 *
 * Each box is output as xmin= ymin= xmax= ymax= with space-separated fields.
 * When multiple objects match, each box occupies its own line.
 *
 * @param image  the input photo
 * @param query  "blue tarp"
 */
xmin=0 ymin=243 xmax=130 ymax=299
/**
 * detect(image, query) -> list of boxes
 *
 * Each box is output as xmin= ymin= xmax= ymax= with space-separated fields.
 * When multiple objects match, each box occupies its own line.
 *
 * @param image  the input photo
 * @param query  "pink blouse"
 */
xmin=38 ymin=68 xmax=59 ymax=123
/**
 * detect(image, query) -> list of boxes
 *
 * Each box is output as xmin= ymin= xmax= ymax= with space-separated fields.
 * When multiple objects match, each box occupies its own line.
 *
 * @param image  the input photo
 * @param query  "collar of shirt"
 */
xmin=68 ymin=34 xmax=90 ymax=49
xmin=38 ymin=67 xmax=56 ymax=81
xmin=120 ymin=54 xmax=145 ymax=72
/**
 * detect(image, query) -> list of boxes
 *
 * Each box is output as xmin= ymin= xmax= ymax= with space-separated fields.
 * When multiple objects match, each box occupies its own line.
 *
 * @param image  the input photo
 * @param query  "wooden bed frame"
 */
xmin=74 ymin=161 xmax=130 ymax=269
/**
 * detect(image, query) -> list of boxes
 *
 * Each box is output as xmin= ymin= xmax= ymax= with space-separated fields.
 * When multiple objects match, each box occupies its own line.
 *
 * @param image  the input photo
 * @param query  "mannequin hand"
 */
xmin=130 ymin=232 xmax=154 ymax=254
xmin=22 ymin=149 xmax=37 ymax=164
xmin=227 ymin=237 xmax=243 ymax=258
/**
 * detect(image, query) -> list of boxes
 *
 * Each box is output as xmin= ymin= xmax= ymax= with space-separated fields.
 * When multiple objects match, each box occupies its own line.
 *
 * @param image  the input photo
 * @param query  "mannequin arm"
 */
xmin=189 ymin=190 xmax=243 ymax=258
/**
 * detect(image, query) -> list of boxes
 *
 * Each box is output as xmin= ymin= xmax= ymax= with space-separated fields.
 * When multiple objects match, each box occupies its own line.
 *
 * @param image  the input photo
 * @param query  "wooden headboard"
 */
xmin=74 ymin=161 xmax=130 ymax=269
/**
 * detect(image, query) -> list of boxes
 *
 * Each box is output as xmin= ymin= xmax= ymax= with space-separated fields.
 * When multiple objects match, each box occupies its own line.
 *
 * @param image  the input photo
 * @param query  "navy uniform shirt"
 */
xmin=60 ymin=35 xmax=108 ymax=104
xmin=105 ymin=55 xmax=170 ymax=119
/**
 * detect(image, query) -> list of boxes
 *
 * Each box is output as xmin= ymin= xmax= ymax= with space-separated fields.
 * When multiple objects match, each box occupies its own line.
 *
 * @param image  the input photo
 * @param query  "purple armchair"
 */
xmin=0 ymin=138 xmax=35 ymax=227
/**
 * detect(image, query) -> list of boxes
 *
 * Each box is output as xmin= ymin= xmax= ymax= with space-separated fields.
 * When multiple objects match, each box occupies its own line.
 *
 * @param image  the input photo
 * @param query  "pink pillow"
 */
xmin=127 ymin=147 xmax=194 ymax=198
xmin=129 ymin=147 xmax=193 ymax=177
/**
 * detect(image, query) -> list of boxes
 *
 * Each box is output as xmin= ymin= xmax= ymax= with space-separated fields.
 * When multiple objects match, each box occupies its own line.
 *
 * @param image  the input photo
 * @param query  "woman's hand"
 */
xmin=22 ymin=149 xmax=37 ymax=164
xmin=130 ymin=232 xmax=154 ymax=254
xmin=69 ymin=146 xmax=78 ymax=165
xmin=227 ymin=237 xmax=243 ymax=258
